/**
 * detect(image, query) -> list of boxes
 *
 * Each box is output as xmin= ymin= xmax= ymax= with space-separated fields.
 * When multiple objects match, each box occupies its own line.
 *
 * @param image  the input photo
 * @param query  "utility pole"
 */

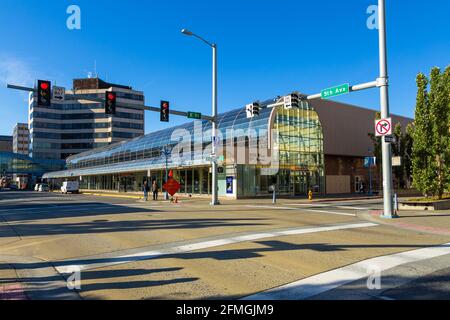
xmin=211 ymin=44 xmax=219 ymax=206
xmin=378 ymin=0 xmax=395 ymax=218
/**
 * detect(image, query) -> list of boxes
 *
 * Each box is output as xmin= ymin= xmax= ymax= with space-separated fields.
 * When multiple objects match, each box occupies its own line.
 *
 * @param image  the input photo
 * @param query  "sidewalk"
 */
xmin=361 ymin=210 xmax=450 ymax=237
xmin=78 ymin=190 xmax=383 ymax=203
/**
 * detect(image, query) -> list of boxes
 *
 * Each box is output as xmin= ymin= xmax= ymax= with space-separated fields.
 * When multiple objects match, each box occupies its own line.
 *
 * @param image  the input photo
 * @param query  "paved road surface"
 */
xmin=0 ymin=191 xmax=449 ymax=300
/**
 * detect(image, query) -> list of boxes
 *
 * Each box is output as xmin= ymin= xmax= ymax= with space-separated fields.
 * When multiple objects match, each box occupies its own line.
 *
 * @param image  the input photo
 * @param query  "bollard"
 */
xmin=273 ymin=188 xmax=276 ymax=204
xmin=308 ymin=190 xmax=313 ymax=201
xmin=393 ymin=193 xmax=398 ymax=213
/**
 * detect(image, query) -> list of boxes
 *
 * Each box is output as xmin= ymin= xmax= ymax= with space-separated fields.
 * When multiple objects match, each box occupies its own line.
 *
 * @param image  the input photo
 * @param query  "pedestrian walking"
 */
xmin=152 ymin=180 xmax=159 ymax=201
xmin=142 ymin=180 xmax=149 ymax=201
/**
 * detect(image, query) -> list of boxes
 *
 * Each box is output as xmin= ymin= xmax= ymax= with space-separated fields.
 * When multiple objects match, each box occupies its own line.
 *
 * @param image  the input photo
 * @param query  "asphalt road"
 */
xmin=0 ymin=191 xmax=449 ymax=300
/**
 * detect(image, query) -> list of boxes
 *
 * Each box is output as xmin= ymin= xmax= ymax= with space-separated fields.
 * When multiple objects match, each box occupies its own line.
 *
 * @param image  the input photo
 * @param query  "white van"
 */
xmin=61 ymin=181 xmax=79 ymax=194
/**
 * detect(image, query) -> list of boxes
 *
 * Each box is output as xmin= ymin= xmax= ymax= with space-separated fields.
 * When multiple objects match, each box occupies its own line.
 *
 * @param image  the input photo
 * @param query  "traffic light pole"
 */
xmin=6 ymin=84 xmax=214 ymax=121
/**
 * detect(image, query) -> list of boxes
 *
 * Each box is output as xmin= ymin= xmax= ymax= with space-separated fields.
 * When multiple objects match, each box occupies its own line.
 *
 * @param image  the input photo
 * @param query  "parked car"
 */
xmin=34 ymin=184 xmax=41 ymax=191
xmin=38 ymin=184 xmax=49 ymax=192
xmin=61 ymin=181 xmax=79 ymax=194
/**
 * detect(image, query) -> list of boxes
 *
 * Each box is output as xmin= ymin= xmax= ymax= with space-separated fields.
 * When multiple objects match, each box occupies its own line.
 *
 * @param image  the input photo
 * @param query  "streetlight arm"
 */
xmin=191 ymin=33 xmax=215 ymax=48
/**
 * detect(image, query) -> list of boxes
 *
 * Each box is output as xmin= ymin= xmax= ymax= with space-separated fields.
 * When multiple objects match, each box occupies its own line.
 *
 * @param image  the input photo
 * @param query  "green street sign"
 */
xmin=187 ymin=112 xmax=202 ymax=119
xmin=321 ymin=84 xmax=350 ymax=99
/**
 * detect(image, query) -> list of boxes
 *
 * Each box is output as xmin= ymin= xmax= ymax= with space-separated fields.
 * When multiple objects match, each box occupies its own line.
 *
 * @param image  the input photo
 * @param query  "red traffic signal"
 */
xmin=105 ymin=92 xmax=117 ymax=115
xmin=37 ymin=80 xmax=51 ymax=107
xmin=160 ymin=100 xmax=170 ymax=122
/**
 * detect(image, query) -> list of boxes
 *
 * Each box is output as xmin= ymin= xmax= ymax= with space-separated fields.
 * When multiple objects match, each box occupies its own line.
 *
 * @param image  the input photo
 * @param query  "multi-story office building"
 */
xmin=13 ymin=123 xmax=30 ymax=155
xmin=29 ymin=78 xmax=145 ymax=160
xmin=0 ymin=136 xmax=13 ymax=152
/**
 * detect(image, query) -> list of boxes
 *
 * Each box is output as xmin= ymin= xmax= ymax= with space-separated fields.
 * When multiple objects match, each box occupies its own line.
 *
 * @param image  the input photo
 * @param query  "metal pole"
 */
xmin=378 ymin=0 xmax=394 ymax=218
xmin=164 ymin=147 xmax=169 ymax=201
xmin=211 ymin=44 xmax=219 ymax=205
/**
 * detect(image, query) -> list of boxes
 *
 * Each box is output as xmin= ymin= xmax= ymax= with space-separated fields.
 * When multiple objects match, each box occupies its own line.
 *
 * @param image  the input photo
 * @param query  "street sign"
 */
xmin=392 ymin=156 xmax=402 ymax=167
xmin=187 ymin=111 xmax=202 ymax=120
xmin=364 ymin=157 xmax=377 ymax=168
xmin=226 ymin=177 xmax=234 ymax=194
xmin=375 ymin=118 xmax=392 ymax=137
xmin=163 ymin=178 xmax=180 ymax=196
xmin=321 ymin=84 xmax=350 ymax=99
xmin=384 ymin=135 xmax=395 ymax=143
xmin=206 ymin=155 xmax=224 ymax=162
xmin=52 ymin=86 xmax=65 ymax=101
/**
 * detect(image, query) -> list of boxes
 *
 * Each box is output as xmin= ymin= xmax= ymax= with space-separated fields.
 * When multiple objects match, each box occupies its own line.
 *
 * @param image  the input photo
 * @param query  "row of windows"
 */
xmin=32 ymin=111 xmax=143 ymax=121
xmin=77 ymin=92 xmax=144 ymax=102
xmin=33 ymin=132 xmax=111 ymax=140
xmin=39 ymin=103 xmax=103 ymax=111
xmin=32 ymin=142 xmax=110 ymax=150
xmin=31 ymin=121 xmax=143 ymax=130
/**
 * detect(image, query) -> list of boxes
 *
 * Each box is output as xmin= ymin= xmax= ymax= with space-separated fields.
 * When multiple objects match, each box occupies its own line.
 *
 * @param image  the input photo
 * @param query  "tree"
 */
xmin=392 ymin=122 xmax=413 ymax=188
xmin=411 ymin=67 xmax=450 ymax=199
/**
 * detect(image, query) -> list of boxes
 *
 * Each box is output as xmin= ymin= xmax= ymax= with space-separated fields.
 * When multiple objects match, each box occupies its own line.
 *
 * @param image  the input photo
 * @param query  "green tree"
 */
xmin=392 ymin=123 xmax=413 ymax=188
xmin=428 ymin=67 xmax=449 ymax=198
xmin=411 ymin=72 xmax=434 ymax=197
xmin=411 ymin=67 xmax=450 ymax=199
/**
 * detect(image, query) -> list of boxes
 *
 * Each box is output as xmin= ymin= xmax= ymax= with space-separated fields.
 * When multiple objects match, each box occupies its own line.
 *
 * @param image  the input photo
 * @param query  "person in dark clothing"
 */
xmin=152 ymin=180 xmax=159 ymax=201
xmin=142 ymin=180 xmax=150 ymax=201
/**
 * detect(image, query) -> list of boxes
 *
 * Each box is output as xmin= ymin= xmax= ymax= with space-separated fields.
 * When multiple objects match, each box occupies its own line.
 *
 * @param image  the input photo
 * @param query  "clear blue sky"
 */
xmin=0 ymin=0 xmax=449 ymax=135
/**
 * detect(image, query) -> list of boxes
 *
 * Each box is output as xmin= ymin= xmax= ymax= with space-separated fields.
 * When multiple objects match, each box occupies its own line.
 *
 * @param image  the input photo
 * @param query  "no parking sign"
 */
xmin=375 ymin=118 xmax=392 ymax=137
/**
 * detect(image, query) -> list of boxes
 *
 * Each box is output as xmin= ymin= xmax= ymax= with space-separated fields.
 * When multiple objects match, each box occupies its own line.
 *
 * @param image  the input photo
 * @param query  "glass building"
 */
xmin=44 ymin=95 xmax=324 ymax=198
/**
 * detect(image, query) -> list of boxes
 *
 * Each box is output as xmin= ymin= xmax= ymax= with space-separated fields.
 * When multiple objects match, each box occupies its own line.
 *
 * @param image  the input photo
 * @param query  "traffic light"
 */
xmin=246 ymin=102 xmax=261 ymax=118
xmin=160 ymin=101 xmax=170 ymax=122
xmin=284 ymin=93 xmax=300 ymax=109
xmin=105 ymin=92 xmax=117 ymax=115
xmin=37 ymin=80 xmax=51 ymax=107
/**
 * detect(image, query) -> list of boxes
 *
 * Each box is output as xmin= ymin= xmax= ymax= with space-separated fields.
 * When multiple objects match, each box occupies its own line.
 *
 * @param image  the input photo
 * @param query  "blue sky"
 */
xmin=0 ymin=0 xmax=449 ymax=135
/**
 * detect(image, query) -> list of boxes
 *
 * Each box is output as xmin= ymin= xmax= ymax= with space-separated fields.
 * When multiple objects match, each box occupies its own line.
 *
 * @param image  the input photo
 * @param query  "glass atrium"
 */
xmin=44 ymin=96 xmax=324 ymax=198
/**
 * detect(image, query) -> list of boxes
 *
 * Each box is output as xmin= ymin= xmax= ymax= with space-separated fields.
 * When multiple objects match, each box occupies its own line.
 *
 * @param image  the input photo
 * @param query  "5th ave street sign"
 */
xmin=321 ymin=84 xmax=350 ymax=99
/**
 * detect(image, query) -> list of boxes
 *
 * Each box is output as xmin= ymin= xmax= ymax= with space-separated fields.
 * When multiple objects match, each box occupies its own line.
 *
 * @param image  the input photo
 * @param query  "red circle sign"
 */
xmin=376 ymin=119 xmax=391 ymax=135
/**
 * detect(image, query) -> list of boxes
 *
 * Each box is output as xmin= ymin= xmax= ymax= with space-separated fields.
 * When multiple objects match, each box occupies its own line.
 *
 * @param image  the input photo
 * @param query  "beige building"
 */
xmin=29 ymin=78 xmax=145 ymax=160
xmin=13 ymin=123 xmax=30 ymax=155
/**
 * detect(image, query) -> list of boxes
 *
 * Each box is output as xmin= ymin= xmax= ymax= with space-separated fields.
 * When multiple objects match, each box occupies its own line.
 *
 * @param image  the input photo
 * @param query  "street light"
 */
xmin=181 ymin=28 xmax=219 ymax=206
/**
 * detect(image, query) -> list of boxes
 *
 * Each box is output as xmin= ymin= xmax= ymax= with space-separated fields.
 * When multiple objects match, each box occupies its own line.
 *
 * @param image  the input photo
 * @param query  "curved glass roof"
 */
xmin=44 ymin=95 xmax=323 ymax=179
xmin=66 ymin=99 xmax=277 ymax=167
xmin=0 ymin=152 xmax=65 ymax=176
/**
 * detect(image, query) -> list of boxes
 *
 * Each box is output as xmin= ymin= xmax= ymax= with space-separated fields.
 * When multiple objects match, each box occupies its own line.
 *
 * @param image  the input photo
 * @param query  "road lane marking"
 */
xmin=286 ymin=203 xmax=371 ymax=210
xmin=54 ymin=222 xmax=378 ymax=274
xmin=245 ymin=205 xmax=295 ymax=210
xmin=242 ymin=242 xmax=450 ymax=300
xmin=303 ymin=209 xmax=356 ymax=217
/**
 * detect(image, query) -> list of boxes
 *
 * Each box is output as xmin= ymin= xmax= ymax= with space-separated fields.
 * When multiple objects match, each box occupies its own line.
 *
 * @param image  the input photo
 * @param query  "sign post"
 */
xmin=377 ymin=0 xmax=395 ymax=218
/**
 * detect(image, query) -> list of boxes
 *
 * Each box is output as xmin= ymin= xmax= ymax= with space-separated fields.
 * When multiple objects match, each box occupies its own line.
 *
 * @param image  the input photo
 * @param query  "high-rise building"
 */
xmin=13 ymin=123 xmax=30 ymax=155
xmin=29 ymin=78 xmax=145 ymax=160
xmin=0 ymin=136 xmax=13 ymax=152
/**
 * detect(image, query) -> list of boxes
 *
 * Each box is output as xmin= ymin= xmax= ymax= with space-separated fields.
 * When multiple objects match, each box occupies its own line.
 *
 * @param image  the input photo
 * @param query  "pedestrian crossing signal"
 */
xmin=246 ymin=102 xmax=261 ymax=118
